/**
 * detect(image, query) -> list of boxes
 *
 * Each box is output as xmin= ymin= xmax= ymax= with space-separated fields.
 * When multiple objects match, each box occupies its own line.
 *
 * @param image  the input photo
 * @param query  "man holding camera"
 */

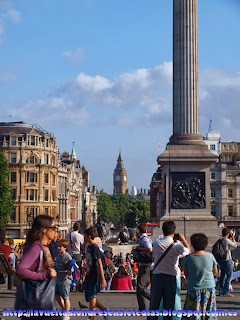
xmin=135 ymin=223 xmax=152 ymax=311
xmin=148 ymin=221 xmax=190 ymax=320
xmin=219 ymin=228 xmax=237 ymax=297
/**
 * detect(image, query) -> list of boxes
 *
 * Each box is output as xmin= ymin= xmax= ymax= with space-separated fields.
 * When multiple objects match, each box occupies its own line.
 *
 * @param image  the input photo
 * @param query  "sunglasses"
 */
xmin=47 ymin=225 xmax=58 ymax=230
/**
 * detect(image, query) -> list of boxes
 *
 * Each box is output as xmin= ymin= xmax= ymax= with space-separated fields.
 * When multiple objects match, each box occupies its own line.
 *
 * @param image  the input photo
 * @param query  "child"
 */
xmin=84 ymin=227 xmax=109 ymax=320
xmin=55 ymin=239 xmax=73 ymax=320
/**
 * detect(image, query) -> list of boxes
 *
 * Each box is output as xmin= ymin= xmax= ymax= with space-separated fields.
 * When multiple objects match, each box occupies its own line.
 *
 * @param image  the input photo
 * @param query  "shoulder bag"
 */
xmin=14 ymin=251 xmax=56 ymax=310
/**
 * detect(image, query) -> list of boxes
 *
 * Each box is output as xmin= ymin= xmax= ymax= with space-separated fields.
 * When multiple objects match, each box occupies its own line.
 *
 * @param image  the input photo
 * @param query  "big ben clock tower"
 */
xmin=113 ymin=150 xmax=127 ymax=194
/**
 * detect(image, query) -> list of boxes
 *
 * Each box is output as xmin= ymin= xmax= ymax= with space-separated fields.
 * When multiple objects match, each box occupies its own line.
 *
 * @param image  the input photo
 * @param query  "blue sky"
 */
xmin=1 ymin=0 xmax=240 ymax=193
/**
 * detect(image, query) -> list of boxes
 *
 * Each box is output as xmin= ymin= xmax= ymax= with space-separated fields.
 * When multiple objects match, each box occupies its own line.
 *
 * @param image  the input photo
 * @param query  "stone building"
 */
xmin=210 ymin=160 xmax=240 ymax=227
xmin=150 ymin=167 xmax=163 ymax=222
xmin=0 ymin=122 xmax=58 ymax=238
xmin=220 ymin=141 xmax=240 ymax=163
xmin=58 ymin=148 xmax=97 ymax=236
xmin=0 ymin=121 xmax=97 ymax=239
xmin=113 ymin=151 xmax=127 ymax=194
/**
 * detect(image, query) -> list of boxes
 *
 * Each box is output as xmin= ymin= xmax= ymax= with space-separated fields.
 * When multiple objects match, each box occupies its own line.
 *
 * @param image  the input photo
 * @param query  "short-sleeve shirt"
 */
xmin=182 ymin=253 xmax=217 ymax=291
xmin=85 ymin=244 xmax=101 ymax=282
xmin=55 ymin=252 xmax=72 ymax=285
xmin=67 ymin=231 xmax=84 ymax=255
xmin=153 ymin=235 xmax=189 ymax=276
xmin=138 ymin=233 xmax=153 ymax=267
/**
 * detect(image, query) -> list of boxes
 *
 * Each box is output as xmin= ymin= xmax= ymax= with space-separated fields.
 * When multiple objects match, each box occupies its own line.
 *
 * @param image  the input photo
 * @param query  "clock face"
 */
xmin=115 ymin=175 xmax=120 ymax=182
xmin=124 ymin=175 xmax=127 ymax=181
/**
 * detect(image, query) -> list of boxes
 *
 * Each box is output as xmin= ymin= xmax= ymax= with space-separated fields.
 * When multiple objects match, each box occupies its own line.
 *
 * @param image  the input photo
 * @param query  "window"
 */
xmin=211 ymin=188 xmax=216 ymax=198
xmin=10 ymin=153 xmax=16 ymax=163
xmin=10 ymin=172 xmax=16 ymax=183
xmin=229 ymin=144 xmax=232 ymax=150
xmin=52 ymin=190 xmax=56 ymax=201
xmin=45 ymin=189 xmax=48 ymax=201
xmin=45 ymin=208 xmax=48 ymax=214
xmin=26 ymin=189 xmax=37 ymax=201
xmin=26 ymin=156 xmax=37 ymax=164
xmin=233 ymin=144 xmax=236 ymax=151
xmin=228 ymin=189 xmax=233 ymax=198
xmin=228 ymin=206 xmax=233 ymax=216
xmin=52 ymin=174 xmax=56 ymax=185
xmin=210 ymin=144 xmax=216 ymax=151
xmin=45 ymin=173 xmax=49 ymax=184
xmin=27 ymin=172 xmax=37 ymax=183
xmin=45 ymin=154 xmax=49 ymax=164
xmin=10 ymin=207 xmax=16 ymax=222
xmin=11 ymin=136 xmax=17 ymax=146
xmin=11 ymin=189 xmax=16 ymax=200
xmin=223 ymin=144 xmax=226 ymax=150
xmin=211 ymin=206 xmax=216 ymax=216
xmin=45 ymin=139 xmax=49 ymax=147
xmin=211 ymin=172 xmax=216 ymax=180
xmin=29 ymin=189 xmax=34 ymax=201
xmin=31 ymin=136 xmax=35 ymax=146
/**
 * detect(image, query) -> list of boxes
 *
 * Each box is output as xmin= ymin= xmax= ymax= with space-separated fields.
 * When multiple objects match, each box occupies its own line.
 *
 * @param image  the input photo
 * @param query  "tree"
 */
xmin=0 ymin=152 xmax=15 ymax=227
xmin=97 ymin=192 xmax=150 ymax=227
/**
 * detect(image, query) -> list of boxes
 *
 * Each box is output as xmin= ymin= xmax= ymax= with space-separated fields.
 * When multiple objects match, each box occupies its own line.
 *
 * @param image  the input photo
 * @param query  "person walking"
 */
xmin=15 ymin=215 xmax=57 ymax=315
xmin=67 ymin=222 xmax=84 ymax=268
xmin=218 ymin=228 xmax=237 ymax=297
xmin=182 ymin=233 xmax=218 ymax=320
xmin=104 ymin=251 xmax=115 ymax=290
xmin=84 ymin=227 xmax=109 ymax=320
xmin=148 ymin=221 xmax=190 ymax=320
xmin=136 ymin=222 xmax=153 ymax=311
xmin=55 ymin=239 xmax=73 ymax=320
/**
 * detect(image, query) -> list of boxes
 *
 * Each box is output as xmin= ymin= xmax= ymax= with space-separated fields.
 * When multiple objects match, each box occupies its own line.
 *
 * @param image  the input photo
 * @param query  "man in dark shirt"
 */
xmin=84 ymin=227 xmax=109 ymax=320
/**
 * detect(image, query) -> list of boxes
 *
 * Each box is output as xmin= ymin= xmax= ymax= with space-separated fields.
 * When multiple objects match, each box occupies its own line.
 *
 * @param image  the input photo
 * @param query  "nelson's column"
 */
xmin=156 ymin=0 xmax=220 ymax=243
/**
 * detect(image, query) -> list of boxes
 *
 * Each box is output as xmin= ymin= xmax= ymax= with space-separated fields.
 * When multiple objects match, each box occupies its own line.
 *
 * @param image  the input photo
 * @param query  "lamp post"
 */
xmin=181 ymin=215 xmax=189 ymax=238
xmin=27 ymin=209 xmax=33 ymax=230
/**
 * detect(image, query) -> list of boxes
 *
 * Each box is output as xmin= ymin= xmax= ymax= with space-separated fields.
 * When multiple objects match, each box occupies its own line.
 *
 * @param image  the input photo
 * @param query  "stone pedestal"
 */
xmin=156 ymin=143 xmax=220 ymax=248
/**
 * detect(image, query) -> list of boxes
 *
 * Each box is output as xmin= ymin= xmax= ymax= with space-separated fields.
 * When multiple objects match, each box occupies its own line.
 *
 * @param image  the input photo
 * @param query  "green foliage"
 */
xmin=97 ymin=192 xmax=150 ymax=227
xmin=0 ymin=152 xmax=15 ymax=227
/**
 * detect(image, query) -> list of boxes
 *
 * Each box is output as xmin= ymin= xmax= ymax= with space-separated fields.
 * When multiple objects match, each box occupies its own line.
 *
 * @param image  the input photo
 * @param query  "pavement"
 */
xmin=1 ymin=282 xmax=240 ymax=320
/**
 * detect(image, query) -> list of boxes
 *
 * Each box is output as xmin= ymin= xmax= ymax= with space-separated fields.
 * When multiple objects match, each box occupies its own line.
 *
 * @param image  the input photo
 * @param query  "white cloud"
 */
xmin=0 ymin=6 xmax=22 ymax=44
xmin=4 ymin=63 xmax=240 ymax=137
xmin=0 ymin=71 xmax=17 ymax=83
xmin=3 ymin=9 xmax=21 ymax=23
xmin=62 ymin=48 xmax=85 ymax=65
xmin=76 ymin=73 xmax=112 ymax=93
xmin=8 ymin=97 xmax=92 ymax=126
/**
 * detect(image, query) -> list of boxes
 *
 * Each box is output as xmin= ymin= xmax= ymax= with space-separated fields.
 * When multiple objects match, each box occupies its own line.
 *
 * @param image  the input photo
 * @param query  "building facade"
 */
xmin=0 ymin=122 xmax=58 ymax=239
xmin=204 ymin=132 xmax=221 ymax=157
xmin=0 ymin=122 xmax=97 ymax=239
xmin=210 ymin=161 xmax=240 ymax=227
xmin=113 ymin=151 xmax=127 ymax=194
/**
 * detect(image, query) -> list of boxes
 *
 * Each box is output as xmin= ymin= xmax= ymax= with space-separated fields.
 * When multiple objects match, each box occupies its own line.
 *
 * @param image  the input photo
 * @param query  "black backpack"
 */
xmin=212 ymin=239 xmax=227 ymax=263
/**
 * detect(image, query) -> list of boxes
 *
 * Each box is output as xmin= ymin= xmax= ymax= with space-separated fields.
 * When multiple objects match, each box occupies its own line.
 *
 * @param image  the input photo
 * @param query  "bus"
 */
xmin=146 ymin=222 xmax=159 ymax=235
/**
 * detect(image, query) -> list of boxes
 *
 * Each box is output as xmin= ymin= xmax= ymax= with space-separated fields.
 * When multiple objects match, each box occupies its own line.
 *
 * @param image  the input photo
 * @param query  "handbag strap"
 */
xmin=37 ymin=250 xmax=44 ymax=272
xmin=152 ymin=241 xmax=175 ymax=273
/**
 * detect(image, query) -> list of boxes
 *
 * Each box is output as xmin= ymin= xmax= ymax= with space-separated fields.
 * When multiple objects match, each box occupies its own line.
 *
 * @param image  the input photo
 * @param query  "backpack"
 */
xmin=90 ymin=244 xmax=108 ymax=273
xmin=69 ymin=258 xmax=80 ymax=285
xmin=212 ymin=239 xmax=227 ymax=263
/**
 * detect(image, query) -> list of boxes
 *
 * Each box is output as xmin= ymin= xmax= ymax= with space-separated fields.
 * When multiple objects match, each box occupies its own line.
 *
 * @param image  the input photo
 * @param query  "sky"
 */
xmin=0 ymin=0 xmax=240 ymax=193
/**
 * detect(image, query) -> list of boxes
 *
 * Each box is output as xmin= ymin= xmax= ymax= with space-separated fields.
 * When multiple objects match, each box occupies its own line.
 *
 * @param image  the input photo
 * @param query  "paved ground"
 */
xmin=0 ymin=282 xmax=240 ymax=320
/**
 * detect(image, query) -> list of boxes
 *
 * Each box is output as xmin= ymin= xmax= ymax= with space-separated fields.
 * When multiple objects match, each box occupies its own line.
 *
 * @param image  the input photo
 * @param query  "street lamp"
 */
xmin=26 ymin=209 xmax=33 ymax=229
xmin=181 ymin=215 xmax=189 ymax=238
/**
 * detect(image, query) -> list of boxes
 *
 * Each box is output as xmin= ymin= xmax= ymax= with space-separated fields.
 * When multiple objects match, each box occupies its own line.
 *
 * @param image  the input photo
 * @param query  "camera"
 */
xmin=173 ymin=233 xmax=180 ymax=241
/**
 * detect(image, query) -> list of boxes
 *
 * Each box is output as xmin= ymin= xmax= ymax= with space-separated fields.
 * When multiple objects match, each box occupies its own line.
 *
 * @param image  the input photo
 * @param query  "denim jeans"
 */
xmin=147 ymin=273 xmax=176 ymax=320
xmin=219 ymin=260 xmax=233 ymax=295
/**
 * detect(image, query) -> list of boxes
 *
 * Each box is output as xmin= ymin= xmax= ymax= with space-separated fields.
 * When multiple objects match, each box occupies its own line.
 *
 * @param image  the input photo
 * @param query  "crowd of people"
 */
xmin=0 ymin=216 xmax=239 ymax=320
